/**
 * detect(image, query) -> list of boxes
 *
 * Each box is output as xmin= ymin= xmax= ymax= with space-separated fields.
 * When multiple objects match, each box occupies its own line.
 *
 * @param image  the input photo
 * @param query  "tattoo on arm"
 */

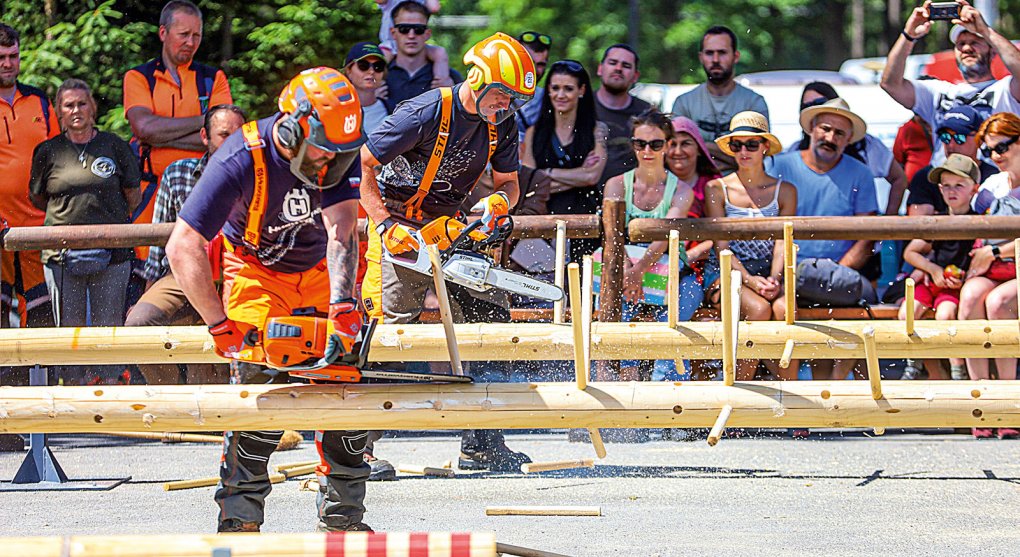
xmin=327 ymin=225 xmax=359 ymax=303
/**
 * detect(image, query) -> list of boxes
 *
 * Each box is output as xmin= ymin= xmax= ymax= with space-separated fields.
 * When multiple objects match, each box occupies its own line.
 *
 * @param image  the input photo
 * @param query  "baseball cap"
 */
xmin=345 ymin=42 xmax=385 ymax=67
xmin=937 ymin=105 xmax=984 ymax=135
xmin=928 ymin=153 xmax=980 ymax=184
xmin=950 ymin=24 xmax=985 ymax=45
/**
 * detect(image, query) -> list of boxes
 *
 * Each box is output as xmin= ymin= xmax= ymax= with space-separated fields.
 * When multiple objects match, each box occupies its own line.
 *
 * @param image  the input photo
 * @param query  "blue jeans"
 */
xmin=619 ymin=271 xmax=703 ymax=380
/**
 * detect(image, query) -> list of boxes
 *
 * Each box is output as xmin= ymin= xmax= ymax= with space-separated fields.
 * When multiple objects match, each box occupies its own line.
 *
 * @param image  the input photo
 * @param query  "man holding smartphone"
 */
xmin=881 ymin=0 xmax=1020 ymax=164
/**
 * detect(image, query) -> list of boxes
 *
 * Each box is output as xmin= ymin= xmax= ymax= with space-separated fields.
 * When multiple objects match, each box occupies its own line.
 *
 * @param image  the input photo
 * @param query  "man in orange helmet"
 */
xmin=166 ymin=67 xmax=369 ymax=532
xmin=360 ymin=33 xmax=537 ymax=472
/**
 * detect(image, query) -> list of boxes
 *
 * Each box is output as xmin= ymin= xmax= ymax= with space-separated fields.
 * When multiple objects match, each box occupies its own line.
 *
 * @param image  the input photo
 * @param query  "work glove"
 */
xmin=470 ymin=191 xmax=510 ymax=235
xmin=208 ymin=317 xmax=255 ymax=359
xmin=327 ymin=298 xmax=363 ymax=357
xmin=381 ymin=219 xmax=421 ymax=255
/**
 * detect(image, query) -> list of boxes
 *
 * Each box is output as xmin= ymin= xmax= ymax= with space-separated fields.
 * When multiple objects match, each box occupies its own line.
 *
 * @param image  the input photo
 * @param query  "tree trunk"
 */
xmin=851 ymin=0 xmax=865 ymax=59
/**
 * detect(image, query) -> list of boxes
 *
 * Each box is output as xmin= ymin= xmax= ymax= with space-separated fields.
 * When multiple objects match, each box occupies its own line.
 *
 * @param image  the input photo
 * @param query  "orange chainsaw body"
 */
xmin=240 ymin=316 xmax=362 ymax=382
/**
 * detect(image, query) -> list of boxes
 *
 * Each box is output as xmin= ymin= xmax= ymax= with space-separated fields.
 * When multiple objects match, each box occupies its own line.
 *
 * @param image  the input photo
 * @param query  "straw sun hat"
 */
xmin=715 ymin=111 xmax=783 ymax=157
xmin=798 ymin=97 xmax=867 ymax=143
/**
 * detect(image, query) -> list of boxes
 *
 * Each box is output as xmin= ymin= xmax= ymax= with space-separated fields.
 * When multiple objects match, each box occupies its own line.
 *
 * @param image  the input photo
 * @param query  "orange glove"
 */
xmin=208 ymin=317 xmax=255 ymax=358
xmin=470 ymin=192 xmax=510 ymax=234
xmin=327 ymin=299 xmax=362 ymax=356
xmin=379 ymin=218 xmax=420 ymax=255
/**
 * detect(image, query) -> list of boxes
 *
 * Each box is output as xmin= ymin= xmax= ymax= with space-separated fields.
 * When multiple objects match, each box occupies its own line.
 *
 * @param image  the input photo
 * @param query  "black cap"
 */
xmin=345 ymin=42 xmax=385 ymax=67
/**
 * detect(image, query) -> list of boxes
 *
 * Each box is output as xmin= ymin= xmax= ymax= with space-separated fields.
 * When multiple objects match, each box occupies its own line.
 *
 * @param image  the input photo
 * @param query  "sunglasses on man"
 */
xmin=395 ymin=23 xmax=428 ymax=36
xmin=728 ymin=138 xmax=762 ymax=152
xmin=519 ymin=32 xmax=552 ymax=49
xmin=355 ymin=59 xmax=387 ymax=73
xmin=938 ymin=131 xmax=970 ymax=145
xmin=980 ymin=135 xmax=1019 ymax=158
xmin=631 ymin=138 xmax=667 ymax=151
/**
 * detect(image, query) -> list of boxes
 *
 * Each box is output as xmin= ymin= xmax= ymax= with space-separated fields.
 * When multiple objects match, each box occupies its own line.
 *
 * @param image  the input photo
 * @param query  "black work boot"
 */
xmin=218 ymin=519 xmax=260 ymax=533
xmin=317 ymin=521 xmax=374 ymax=532
xmin=459 ymin=442 xmax=532 ymax=472
xmin=364 ymin=451 xmax=397 ymax=482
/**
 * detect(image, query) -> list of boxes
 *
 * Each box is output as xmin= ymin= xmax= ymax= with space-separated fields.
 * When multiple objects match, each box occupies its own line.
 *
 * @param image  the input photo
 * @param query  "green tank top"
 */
xmin=623 ymin=169 xmax=679 ymax=224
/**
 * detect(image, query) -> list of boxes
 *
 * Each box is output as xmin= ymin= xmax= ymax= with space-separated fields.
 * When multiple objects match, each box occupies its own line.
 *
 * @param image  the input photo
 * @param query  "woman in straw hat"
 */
xmin=703 ymin=111 xmax=799 ymax=381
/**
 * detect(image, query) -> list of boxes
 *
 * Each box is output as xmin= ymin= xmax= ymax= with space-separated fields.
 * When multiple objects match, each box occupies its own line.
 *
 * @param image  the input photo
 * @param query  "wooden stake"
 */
xmin=568 ymin=263 xmax=588 ymax=390
xmin=779 ymin=339 xmax=796 ymax=370
xmin=495 ymin=542 xmax=572 ymax=557
xmin=275 ymin=460 xmax=318 ymax=473
xmin=486 ymin=506 xmax=601 ymax=517
xmin=784 ymin=221 xmax=795 ymax=325
xmin=706 ymin=404 xmax=733 ymax=447
xmin=863 ymin=325 xmax=883 ymax=400
xmin=426 ymin=244 xmax=463 ymax=376
xmin=397 ymin=465 xmax=455 ymax=478
xmin=280 ymin=463 xmax=317 ymax=479
xmin=105 ymin=431 xmax=221 ymax=444
xmin=588 ymin=428 xmax=607 ymax=459
xmin=720 ymin=250 xmax=736 ymax=386
xmin=905 ymin=278 xmax=916 ymax=336
xmin=667 ymin=230 xmax=680 ymax=329
xmin=553 ymin=220 xmax=567 ymax=324
xmin=582 ymin=256 xmax=594 ymax=367
xmin=521 ymin=459 xmax=594 ymax=473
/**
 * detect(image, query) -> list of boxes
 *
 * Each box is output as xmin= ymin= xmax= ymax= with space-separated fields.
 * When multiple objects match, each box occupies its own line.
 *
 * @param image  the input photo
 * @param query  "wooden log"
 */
xmin=588 ymin=428 xmax=607 ymax=459
xmin=720 ymin=251 xmax=736 ymax=386
xmin=104 ymin=431 xmax=222 ymax=443
xmin=521 ymin=459 xmax=595 ymax=473
xmin=165 ymin=472 xmax=285 ymax=491
xmin=706 ymin=404 xmax=733 ymax=447
xmin=426 ymin=244 xmax=463 ymax=376
xmin=3 ymin=319 xmax=1020 ymax=365
xmin=783 ymin=222 xmax=795 ymax=325
xmin=485 ymin=506 xmax=601 ymax=517
xmin=397 ymin=465 xmax=455 ymax=477
xmin=7 ymin=380 xmax=1020 ymax=433
xmin=553 ymin=220 xmax=567 ymax=324
xmin=668 ymin=230 xmax=680 ymax=329
xmin=510 ymin=214 xmax=601 ymax=240
xmin=0 ymin=532 xmax=498 ymax=557
xmin=863 ymin=326 xmax=883 ymax=400
xmin=629 ymin=215 xmax=1020 ymax=242
xmin=567 ymin=263 xmax=588 ymax=391
xmin=905 ymin=278 xmax=916 ymax=336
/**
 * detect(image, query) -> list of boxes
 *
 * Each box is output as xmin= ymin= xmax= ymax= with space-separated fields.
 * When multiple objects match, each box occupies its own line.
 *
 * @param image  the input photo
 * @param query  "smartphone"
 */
xmin=929 ymin=1 xmax=960 ymax=21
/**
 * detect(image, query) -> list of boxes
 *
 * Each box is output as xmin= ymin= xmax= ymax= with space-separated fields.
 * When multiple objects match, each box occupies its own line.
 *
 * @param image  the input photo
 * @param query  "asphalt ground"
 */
xmin=1 ymin=430 xmax=1017 ymax=556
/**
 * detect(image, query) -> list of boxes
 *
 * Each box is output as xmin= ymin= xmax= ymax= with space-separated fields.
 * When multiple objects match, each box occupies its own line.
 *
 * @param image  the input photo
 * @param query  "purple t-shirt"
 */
xmin=179 ymin=114 xmax=361 ymax=273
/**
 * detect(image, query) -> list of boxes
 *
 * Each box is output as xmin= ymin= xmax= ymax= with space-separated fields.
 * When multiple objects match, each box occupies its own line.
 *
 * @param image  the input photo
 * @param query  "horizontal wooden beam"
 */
xmin=0 ymin=320 xmax=1016 ymax=366
xmin=1 ymin=381 xmax=1017 ymax=433
xmin=628 ymin=215 xmax=1020 ymax=242
xmin=0 ymin=215 xmax=601 ymax=252
xmin=0 ymin=532 xmax=497 ymax=557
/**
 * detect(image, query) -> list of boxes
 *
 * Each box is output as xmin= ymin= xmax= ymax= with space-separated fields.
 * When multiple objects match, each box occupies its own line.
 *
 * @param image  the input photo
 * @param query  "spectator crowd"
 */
xmin=3 ymin=0 xmax=1020 ymax=445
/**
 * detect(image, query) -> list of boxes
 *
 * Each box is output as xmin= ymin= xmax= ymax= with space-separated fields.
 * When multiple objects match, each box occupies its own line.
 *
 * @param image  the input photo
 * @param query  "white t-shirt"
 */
xmin=973 ymin=171 xmax=1013 ymax=213
xmin=911 ymin=76 xmax=1020 ymax=163
xmin=671 ymin=83 xmax=770 ymax=142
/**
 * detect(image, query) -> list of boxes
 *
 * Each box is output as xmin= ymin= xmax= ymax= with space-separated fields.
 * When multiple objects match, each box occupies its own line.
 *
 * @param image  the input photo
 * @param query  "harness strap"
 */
xmin=403 ymin=87 xmax=453 ymax=222
xmin=240 ymin=121 xmax=269 ymax=249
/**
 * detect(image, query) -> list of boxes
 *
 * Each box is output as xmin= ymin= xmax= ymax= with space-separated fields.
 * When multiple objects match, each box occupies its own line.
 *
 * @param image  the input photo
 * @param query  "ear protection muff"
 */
xmin=278 ymin=99 xmax=313 ymax=151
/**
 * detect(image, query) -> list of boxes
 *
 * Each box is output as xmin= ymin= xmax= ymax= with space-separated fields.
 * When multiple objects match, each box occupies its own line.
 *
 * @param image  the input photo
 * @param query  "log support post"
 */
xmin=553 ymin=220 xmax=567 ymax=324
xmin=784 ymin=221 xmax=795 ymax=325
xmin=905 ymin=278 xmax=915 ymax=336
xmin=863 ymin=325 xmax=883 ymax=400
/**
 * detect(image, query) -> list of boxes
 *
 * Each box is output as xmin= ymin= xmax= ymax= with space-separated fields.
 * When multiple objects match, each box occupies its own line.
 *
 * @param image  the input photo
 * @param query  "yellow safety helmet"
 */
xmin=463 ymin=32 xmax=536 ymax=125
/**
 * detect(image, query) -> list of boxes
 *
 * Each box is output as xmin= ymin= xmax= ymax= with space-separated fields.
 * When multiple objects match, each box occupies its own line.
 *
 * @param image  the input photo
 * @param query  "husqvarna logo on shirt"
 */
xmin=281 ymin=188 xmax=312 ymax=222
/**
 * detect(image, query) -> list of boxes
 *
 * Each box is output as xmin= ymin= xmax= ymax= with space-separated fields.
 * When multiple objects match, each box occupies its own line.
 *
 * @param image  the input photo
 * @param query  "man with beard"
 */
xmin=671 ymin=26 xmax=768 ymax=173
xmin=767 ymin=98 xmax=877 ymax=382
xmin=594 ymin=44 xmax=651 ymax=185
xmin=882 ymin=0 xmax=1020 ymax=164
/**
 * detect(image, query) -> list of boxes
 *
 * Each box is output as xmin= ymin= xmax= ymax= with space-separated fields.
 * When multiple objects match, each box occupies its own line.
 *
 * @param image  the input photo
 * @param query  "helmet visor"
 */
xmin=475 ymin=83 xmax=532 ymax=125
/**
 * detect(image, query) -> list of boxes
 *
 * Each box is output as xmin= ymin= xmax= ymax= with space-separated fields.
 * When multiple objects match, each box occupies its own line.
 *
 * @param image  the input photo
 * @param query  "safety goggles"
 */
xmin=937 ymin=131 xmax=970 ymax=146
xmin=395 ymin=23 xmax=428 ymax=36
xmin=728 ymin=139 xmax=763 ymax=152
xmin=519 ymin=32 xmax=552 ymax=49
xmin=631 ymin=138 xmax=667 ymax=151
xmin=356 ymin=59 xmax=387 ymax=73
xmin=981 ymin=135 xmax=1019 ymax=158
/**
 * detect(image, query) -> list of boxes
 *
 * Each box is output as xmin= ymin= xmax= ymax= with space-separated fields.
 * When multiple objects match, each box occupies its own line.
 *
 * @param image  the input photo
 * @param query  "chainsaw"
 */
xmin=235 ymin=313 xmax=472 ymax=383
xmin=383 ymin=214 xmax=564 ymax=302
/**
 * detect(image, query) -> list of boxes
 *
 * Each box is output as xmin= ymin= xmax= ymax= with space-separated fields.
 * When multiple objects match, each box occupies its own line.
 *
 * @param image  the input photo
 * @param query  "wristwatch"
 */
xmin=991 ymin=245 xmax=1002 ymax=259
xmin=375 ymin=217 xmax=396 ymax=236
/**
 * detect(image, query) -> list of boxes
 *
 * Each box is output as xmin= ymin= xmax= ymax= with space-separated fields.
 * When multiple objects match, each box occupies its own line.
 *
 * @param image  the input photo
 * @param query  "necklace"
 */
xmin=67 ymin=130 xmax=96 ymax=168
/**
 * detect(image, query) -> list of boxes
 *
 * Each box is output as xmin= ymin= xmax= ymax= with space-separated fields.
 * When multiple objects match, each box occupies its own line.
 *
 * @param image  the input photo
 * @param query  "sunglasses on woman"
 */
xmin=395 ymin=23 xmax=428 ymax=36
xmin=519 ymin=32 xmax=552 ymax=48
xmin=551 ymin=60 xmax=584 ymax=73
xmin=938 ymin=131 xmax=969 ymax=145
xmin=728 ymin=139 xmax=762 ymax=152
xmin=981 ymin=135 xmax=1019 ymax=158
xmin=356 ymin=59 xmax=387 ymax=73
xmin=631 ymin=138 xmax=666 ymax=151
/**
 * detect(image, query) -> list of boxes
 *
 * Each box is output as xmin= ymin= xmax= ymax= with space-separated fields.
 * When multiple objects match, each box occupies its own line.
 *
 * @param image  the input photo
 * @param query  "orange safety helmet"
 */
xmin=278 ymin=67 xmax=366 ymax=188
xmin=463 ymin=32 xmax=537 ymax=125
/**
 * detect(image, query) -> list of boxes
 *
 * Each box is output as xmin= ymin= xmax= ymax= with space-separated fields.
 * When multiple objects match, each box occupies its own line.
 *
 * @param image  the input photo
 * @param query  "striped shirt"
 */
xmin=141 ymin=154 xmax=208 ymax=281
